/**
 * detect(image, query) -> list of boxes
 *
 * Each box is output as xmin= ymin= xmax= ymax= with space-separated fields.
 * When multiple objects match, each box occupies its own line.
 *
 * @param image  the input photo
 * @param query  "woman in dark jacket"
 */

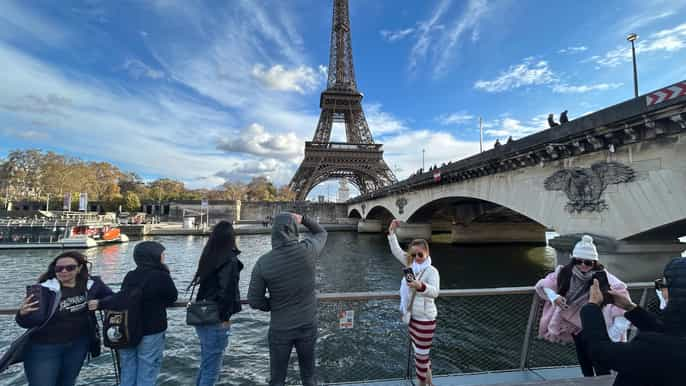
xmin=96 ymin=241 xmax=178 ymax=386
xmin=189 ymin=221 xmax=243 ymax=386
xmin=0 ymin=251 xmax=113 ymax=385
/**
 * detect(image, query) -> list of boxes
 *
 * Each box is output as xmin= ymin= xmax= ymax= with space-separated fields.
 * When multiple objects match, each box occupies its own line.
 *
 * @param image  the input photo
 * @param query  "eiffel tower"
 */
xmin=289 ymin=0 xmax=396 ymax=201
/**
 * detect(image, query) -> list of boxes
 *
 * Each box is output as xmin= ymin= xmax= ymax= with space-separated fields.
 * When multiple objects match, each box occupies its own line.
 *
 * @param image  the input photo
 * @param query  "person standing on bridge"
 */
xmin=188 ymin=221 xmax=244 ymax=386
xmin=535 ymin=235 xmax=630 ymax=378
xmin=248 ymin=212 xmax=327 ymax=386
xmin=388 ymin=220 xmax=440 ymax=386
xmin=0 ymin=251 xmax=113 ymax=386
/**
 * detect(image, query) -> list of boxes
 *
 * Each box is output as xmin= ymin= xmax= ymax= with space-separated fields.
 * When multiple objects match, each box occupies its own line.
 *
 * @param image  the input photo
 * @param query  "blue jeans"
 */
xmin=268 ymin=324 xmax=318 ymax=386
xmin=195 ymin=323 xmax=231 ymax=386
xmin=119 ymin=332 xmax=166 ymax=386
xmin=23 ymin=335 xmax=90 ymax=386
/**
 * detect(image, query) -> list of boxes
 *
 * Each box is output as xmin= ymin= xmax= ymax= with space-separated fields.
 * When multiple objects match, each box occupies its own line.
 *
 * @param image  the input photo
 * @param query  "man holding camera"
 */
xmin=580 ymin=257 xmax=686 ymax=385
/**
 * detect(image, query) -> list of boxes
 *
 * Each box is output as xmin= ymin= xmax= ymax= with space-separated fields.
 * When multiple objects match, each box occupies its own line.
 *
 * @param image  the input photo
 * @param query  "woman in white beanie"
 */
xmin=535 ymin=235 xmax=631 ymax=378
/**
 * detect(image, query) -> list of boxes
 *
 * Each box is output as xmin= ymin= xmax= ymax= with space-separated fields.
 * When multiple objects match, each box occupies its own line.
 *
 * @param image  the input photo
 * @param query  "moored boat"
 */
xmin=0 ymin=219 xmax=129 ymax=249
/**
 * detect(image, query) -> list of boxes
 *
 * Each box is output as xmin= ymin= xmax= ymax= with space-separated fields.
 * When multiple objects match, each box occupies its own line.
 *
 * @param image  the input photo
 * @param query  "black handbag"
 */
xmin=185 ymin=281 xmax=221 ymax=326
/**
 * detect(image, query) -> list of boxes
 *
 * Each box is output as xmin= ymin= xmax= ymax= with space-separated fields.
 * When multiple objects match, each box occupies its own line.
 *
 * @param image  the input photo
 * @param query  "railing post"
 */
xmin=519 ymin=292 xmax=540 ymax=370
xmin=638 ymin=288 xmax=649 ymax=308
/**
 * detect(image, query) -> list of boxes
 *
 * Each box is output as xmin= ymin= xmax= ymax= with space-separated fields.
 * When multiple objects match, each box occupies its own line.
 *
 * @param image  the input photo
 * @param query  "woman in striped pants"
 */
xmin=388 ymin=220 xmax=441 ymax=386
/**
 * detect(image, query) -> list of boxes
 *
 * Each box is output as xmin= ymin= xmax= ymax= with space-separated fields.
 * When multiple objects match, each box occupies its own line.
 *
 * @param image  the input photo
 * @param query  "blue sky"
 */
xmin=1 ymin=0 xmax=685 ymax=200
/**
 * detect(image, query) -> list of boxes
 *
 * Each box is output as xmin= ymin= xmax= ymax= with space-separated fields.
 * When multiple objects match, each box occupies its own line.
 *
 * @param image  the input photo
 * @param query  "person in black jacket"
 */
xmin=96 ymin=241 xmax=177 ymax=386
xmin=580 ymin=257 xmax=686 ymax=386
xmin=0 ymin=251 xmax=113 ymax=386
xmin=188 ymin=221 xmax=243 ymax=386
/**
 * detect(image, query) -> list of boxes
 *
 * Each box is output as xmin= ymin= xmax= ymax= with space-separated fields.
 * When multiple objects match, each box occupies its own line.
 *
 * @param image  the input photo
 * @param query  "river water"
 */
xmin=0 ymin=232 xmax=557 ymax=385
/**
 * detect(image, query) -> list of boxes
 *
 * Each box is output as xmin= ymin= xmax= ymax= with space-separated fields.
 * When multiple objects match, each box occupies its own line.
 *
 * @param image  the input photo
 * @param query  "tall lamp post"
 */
xmin=627 ymin=33 xmax=639 ymax=98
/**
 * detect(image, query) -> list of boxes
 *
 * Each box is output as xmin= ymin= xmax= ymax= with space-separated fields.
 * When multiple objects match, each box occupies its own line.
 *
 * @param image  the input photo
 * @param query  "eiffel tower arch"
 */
xmin=289 ymin=0 xmax=396 ymax=201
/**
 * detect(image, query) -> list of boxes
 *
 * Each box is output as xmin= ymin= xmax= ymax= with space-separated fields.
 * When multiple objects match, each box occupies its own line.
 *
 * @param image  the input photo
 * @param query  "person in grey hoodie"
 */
xmin=248 ymin=212 xmax=327 ymax=386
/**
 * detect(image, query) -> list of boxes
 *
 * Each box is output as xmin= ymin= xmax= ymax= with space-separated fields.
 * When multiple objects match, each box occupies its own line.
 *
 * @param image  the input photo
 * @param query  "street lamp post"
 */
xmin=627 ymin=33 xmax=639 ymax=98
xmin=422 ymin=149 xmax=425 ymax=171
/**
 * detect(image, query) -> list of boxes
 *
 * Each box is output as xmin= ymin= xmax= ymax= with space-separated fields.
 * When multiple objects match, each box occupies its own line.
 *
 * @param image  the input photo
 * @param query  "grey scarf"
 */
xmin=566 ymin=266 xmax=595 ymax=306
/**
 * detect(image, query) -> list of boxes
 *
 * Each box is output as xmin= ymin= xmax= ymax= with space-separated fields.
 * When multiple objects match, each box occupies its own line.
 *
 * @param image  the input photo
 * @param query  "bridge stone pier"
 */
xmin=347 ymin=81 xmax=686 ymax=281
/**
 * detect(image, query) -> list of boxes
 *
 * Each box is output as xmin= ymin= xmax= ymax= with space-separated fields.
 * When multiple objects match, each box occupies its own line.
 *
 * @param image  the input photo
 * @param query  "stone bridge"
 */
xmin=347 ymin=80 xmax=686 ymax=280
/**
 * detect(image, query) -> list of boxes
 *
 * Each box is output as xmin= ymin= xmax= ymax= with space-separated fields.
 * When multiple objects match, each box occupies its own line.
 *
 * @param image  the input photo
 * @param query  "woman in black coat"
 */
xmin=0 ymin=251 xmax=113 ymax=385
xmin=189 ymin=221 xmax=243 ymax=386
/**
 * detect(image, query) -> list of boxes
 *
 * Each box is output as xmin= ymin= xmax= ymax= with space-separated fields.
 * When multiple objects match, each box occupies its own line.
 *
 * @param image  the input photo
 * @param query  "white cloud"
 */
xmin=216 ymin=123 xmax=303 ymax=160
xmin=558 ymin=46 xmax=588 ymax=54
xmin=434 ymin=0 xmax=490 ymax=75
xmin=1 ymin=127 xmax=50 ymax=141
xmin=365 ymin=103 xmax=409 ymax=136
xmin=409 ymin=0 xmax=451 ymax=72
xmin=474 ymin=59 xmax=557 ymax=93
xmin=482 ymin=114 xmax=548 ymax=140
xmin=123 ymin=59 xmax=165 ymax=80
xmin=409 ymin=0 xmax=493 ymax=76
xmin=383 ymin=130 xmax=481 ymax=178
xmin=437 ymin=111 xmax=475 ymax=125
xmin=552 ymin=82 xmax=623 ymax=93
xmin=380 ymin=28 xmax=415 ymax=42
xmin=251 ymin=64 xmax=322 ymax=94
xmin=593 ymin=23 xmax=686 ymax=67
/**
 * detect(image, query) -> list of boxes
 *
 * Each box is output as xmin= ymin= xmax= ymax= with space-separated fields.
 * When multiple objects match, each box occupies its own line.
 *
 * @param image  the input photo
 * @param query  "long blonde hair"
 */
xmin=405 ymin=239 xmax=430 ymax=266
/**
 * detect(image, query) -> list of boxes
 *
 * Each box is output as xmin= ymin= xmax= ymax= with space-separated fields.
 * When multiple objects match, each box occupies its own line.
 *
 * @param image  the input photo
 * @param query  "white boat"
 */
xmin=0 ymin=220 xmax=129 ymax=249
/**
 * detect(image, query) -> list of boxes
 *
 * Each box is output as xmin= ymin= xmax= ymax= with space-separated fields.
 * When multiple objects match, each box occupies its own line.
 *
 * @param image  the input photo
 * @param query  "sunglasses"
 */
xmin=55 ymin=264 xmax=79 ymax=273
xmin=410 ymin=252 xmax=425 ymax=258
xmin=573 ymin=259 xmax=595 ymax=267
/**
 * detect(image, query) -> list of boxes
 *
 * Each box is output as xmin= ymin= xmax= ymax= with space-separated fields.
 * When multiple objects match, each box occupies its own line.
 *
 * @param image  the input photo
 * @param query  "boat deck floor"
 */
xmin=333 ymin=367 xmax=613 ymax=386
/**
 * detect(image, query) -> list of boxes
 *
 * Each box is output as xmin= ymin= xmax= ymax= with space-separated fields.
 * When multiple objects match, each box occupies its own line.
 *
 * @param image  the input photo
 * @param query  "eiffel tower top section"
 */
xmin=326 ymin=0 xmax=357 ymax=92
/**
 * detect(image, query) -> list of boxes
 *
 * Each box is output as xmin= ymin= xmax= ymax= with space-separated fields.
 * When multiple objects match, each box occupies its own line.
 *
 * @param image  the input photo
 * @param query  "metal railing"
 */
xmin=0 ymin=283 xmax=658 ymax=385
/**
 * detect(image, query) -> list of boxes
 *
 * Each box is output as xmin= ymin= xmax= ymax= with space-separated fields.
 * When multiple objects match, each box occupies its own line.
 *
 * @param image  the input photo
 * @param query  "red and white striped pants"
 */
xmin=409 ymin=318 xmax=436 ymax=382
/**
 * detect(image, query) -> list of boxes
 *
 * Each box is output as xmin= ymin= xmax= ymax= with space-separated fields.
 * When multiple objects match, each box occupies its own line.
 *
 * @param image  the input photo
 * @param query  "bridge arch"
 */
xmin=348 ymin=208 xmax=362 ymax=219
xmin=365 ymin=205 xmax=396 ymax=221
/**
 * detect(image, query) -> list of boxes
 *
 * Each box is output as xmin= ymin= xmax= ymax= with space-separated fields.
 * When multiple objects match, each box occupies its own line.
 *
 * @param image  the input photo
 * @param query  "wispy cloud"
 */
xmin=474 ymin=58 xmax=557 ymax=93
xmin=380 ymin=28 xmax=415 ymax=42
xmin=552 ymin=82 xmax=623 ymax=93
xmin=408 ymin=0 xmax=450 ymax=73
xmin=408 ymin=0 xmax=493 ymax=76
xmin=2 ymin=127 xmax=50 ymax=141
xmin=251 ymin=64 xmax=324 ymax=94
xmin=0 ymin=1 xmax=69 ymax=46
xmin=593 ymin=23 xmax=686 ymax=67
xmin=437 ymin=111 xmax=475 ymax=125
xmin=558 ymin=46 xmax=588 ymax=54
xmin=433 ymin=0 xmax=490 ymax=75
xmin=123 ymin=59 xmax=165 ymax=80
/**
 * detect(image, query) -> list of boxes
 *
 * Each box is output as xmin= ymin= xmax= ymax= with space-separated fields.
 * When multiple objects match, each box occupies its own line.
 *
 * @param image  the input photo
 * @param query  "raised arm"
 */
xmin=300 ymin=215 xmax=328 ymax=256
xmin=387 ymin=220 xmax=407 ymax=266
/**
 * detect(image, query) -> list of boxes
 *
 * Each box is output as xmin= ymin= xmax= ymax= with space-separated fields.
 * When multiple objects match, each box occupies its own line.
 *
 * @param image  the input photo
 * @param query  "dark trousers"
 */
xmin=268 ymin=323 xmax=317 ymax=386
xmin=573 ymin=332 xmax=611 ymax=377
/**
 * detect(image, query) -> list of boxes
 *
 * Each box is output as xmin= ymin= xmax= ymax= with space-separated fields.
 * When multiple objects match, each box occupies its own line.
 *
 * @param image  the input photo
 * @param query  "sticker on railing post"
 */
xmin=339 ymin=310 xmax=354 ymax=329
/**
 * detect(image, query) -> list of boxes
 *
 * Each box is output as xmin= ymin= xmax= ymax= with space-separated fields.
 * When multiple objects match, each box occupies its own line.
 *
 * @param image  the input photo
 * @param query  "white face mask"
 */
xmin=656 ymin=289 xmax=668 ymax=310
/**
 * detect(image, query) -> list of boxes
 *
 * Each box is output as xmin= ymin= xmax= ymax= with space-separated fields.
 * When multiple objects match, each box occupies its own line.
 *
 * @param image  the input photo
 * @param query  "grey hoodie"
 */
xmin=248 ymin=214 xmax=327 ymax=330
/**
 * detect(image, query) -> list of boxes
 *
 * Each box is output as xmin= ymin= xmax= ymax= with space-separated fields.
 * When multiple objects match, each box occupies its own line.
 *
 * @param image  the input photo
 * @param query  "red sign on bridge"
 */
xmin=646 ymin=81 xmax=686 ymax=106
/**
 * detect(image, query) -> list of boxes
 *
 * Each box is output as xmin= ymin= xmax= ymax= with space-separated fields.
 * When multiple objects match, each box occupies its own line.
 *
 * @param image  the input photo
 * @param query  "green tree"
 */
xmin=222 ymin=181 xmax=247 ymax=201
xmin=122 ymin=191 xmax=141 ymax=212
xmin=246 ymin=177 xmax=276 ymax=201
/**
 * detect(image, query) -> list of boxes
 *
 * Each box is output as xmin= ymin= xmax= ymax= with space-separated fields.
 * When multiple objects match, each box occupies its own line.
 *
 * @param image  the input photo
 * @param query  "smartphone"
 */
xmin=26 ymin=285 xmax=42 ymax=304
xmin=402 ymin=267 xmax=415 ymax=283
xmin=592 ymin=271 xmax=614 ymax=304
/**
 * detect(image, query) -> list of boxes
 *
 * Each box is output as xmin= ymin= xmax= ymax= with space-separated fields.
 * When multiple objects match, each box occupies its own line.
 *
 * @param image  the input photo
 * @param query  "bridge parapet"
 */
xmin=349 ymin=80 xmax=686 ymax=203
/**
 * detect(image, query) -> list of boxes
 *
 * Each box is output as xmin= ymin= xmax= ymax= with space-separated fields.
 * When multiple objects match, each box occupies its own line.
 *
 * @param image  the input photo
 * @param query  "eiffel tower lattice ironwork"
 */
xmin=289 ymin=0 xmax=396 ymax=200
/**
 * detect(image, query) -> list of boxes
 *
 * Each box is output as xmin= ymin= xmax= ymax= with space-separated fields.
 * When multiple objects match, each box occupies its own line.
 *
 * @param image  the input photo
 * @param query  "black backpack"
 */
xmin=102 ymin=280 xmax=147 ymax=349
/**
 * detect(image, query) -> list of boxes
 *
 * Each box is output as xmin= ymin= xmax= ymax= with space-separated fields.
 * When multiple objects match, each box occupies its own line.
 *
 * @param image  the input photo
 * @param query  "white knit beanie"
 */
xmin=572 ymin=235 xmax=599 ymax=261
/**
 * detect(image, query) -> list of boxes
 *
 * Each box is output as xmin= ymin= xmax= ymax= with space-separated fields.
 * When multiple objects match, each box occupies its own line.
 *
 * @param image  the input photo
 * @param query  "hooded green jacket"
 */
xmin=248 ymin=214 xmax=327 ymax=330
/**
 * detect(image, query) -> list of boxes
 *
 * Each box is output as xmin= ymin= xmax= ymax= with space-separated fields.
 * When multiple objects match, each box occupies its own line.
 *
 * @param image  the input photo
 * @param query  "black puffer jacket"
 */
xmin=580 ymin=257 xmax=686 ymax=386
xmin=196 ymin=249 xmax=243 ymax=321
